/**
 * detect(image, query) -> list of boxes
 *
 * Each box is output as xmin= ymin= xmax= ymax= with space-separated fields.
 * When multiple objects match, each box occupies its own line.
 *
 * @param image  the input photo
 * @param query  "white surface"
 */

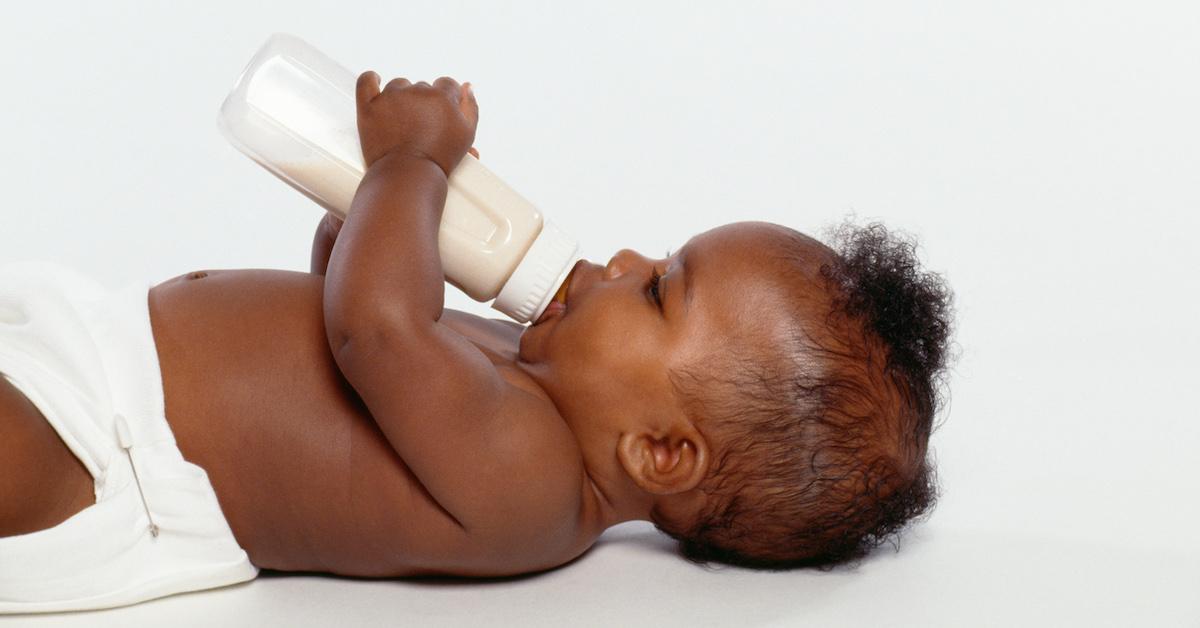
xmin=6 ymin=522 xmax=1199 ymax=628
xmin=2 ymin=1 xmax=1198 ymax=626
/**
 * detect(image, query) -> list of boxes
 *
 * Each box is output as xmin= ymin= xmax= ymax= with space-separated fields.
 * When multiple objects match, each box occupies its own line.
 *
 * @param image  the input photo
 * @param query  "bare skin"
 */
xmin=0 ymin=74 xmax=833 ymax=578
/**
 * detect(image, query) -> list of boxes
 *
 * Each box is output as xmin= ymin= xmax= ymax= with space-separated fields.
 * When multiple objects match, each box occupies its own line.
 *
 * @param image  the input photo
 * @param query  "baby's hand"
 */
xmin=355 ymin=71 xmax=479 ymax=176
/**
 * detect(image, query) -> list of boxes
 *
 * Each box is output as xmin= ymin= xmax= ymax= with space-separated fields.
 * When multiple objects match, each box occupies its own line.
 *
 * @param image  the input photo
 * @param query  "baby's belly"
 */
xmin=147 ymin=269 xmax=430 ymax=573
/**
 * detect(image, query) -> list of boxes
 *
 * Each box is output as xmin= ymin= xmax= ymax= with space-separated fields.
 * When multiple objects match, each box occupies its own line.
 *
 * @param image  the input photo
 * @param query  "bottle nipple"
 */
xmin=551 ymin=268 xmax=574 ymax=304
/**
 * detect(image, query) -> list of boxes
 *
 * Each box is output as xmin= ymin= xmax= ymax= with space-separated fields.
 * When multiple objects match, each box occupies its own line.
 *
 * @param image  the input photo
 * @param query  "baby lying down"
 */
xmin=0 ymin=73 xmax=954 ymax=612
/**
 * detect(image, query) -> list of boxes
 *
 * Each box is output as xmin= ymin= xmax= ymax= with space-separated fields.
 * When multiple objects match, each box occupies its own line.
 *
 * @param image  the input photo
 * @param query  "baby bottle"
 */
xmin=216 ymin=33 xmax=581 ymax=324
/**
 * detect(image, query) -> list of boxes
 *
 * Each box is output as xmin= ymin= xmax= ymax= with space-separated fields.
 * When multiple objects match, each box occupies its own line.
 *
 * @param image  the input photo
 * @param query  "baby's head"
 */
xmin=517 ymin=219 xmax=954 ymax=569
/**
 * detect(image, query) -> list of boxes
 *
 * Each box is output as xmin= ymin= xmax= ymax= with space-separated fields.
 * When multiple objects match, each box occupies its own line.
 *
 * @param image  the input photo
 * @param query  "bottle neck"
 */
xmin=492 ymin=219 xmax=582 ymax=323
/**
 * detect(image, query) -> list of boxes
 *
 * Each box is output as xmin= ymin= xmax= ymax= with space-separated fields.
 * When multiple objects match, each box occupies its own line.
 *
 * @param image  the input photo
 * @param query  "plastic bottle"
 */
xmin=216 ymin=33 xmax=581 ymax=324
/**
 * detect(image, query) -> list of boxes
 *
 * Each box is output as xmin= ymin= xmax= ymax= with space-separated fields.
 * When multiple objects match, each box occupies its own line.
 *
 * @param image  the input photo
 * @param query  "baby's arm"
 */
xmin=309 ymin=143 xmax=475 ymax=277
xmin=322 ymin=74 xmax=582 ymax=571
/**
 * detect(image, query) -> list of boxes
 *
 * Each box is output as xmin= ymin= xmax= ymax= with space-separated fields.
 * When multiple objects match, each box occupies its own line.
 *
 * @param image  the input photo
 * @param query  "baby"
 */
xmin=0 ymin=73 xmax=954 ymax=611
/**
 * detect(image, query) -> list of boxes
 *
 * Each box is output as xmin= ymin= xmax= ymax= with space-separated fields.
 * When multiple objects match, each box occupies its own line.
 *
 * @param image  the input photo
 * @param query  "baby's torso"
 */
xmin=147 ymin=268 xmax=594 ymax=575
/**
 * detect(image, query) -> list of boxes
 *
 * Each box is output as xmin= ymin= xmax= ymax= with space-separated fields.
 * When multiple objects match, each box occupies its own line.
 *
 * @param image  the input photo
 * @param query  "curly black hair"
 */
xmin=653 ymin=218 xmax=956 ymax=569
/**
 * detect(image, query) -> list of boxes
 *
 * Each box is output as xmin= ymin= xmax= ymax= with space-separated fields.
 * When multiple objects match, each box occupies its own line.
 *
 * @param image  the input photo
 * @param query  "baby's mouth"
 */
xmin=534 ymin=267 xmax=575 ymax=325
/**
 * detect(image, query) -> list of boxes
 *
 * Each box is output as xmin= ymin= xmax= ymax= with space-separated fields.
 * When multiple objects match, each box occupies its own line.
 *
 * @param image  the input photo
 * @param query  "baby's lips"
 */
xmin=552 ymin=270 xmax=573 ymax=306
xmin=533 ymin=264 xmax=580 ymax=325
xmin=562 ymin=259 xmax=590 ymax=306
xmin=534 ymin=300 xmax=565 ymax=325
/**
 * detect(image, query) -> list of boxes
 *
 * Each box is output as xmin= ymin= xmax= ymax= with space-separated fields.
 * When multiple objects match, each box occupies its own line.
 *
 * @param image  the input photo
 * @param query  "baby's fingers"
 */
xmin=459 ymin=82 xmax=478 ymax=127
xmin=433 ymin=76 xmax=461 ymax=98
xmin=356 ymin=71 xmax=381 ymax=107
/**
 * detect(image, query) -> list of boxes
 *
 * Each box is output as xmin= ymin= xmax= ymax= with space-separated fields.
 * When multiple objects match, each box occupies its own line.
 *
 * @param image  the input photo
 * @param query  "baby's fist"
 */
xmin=355 ymin=71 xmax=479 ymax=176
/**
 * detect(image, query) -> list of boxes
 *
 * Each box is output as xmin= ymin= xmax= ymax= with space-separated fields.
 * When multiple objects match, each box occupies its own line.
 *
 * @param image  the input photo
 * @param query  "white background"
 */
xmin=2 ymin=1 xmax=1198 ymax=626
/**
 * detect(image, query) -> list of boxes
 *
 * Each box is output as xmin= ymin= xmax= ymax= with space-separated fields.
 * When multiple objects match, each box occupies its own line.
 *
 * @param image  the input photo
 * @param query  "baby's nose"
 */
xmin=603 ymin=249 xmax=644 ymax=280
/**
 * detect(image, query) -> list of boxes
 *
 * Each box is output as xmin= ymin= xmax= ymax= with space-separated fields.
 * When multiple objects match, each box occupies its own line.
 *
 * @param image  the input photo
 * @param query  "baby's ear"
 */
xmin=616 ymin=424 xmax=709 ymax=495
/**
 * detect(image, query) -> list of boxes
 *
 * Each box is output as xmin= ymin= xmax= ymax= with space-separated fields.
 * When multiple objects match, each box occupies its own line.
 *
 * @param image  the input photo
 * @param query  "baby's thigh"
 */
xmin=0 ymin=373 xmax=94 ymax=537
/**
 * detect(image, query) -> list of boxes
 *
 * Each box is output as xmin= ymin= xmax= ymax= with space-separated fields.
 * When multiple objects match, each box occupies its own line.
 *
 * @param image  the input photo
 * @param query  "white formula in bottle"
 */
xmin=217 ymin=33 xmax=581 ymax=324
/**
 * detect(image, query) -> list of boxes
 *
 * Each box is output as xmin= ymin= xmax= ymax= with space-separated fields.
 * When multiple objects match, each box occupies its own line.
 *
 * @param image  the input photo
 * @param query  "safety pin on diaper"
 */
xmin=114 ymin=413 xmax=160 ymax=537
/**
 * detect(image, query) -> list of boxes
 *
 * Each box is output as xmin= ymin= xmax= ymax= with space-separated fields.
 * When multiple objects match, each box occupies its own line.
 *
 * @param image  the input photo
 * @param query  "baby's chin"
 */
xmin=516 ymin=314 xmax=556 ymax=364
xmin=523 ymin=305 xmax=588 ymax=368
xmin=518 ymin=295 xmax=585 ymax=365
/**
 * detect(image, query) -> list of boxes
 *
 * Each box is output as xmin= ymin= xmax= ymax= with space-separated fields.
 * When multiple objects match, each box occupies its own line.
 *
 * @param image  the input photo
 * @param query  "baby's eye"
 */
xmin=648 ymin=268 xmax=662 ymax=307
